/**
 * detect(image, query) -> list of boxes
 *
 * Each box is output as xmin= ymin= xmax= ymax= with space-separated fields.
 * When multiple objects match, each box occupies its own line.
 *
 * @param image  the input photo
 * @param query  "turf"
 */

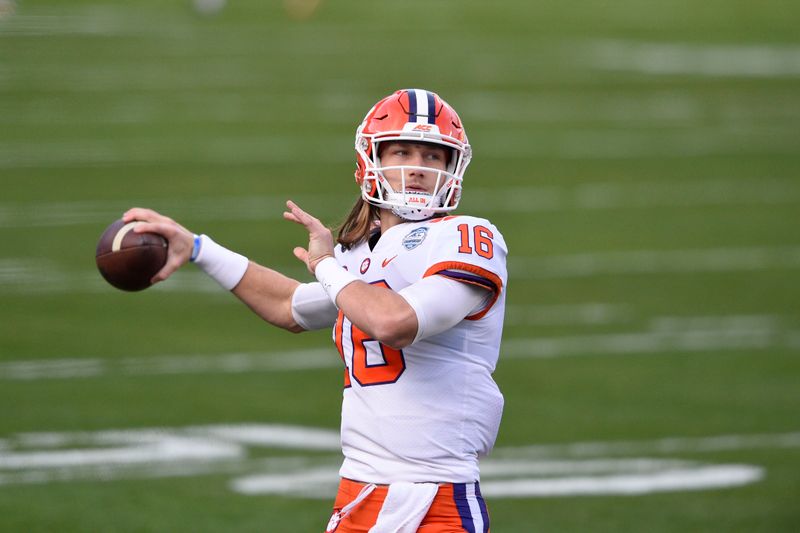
xmin=1 ymin=0 xmax=799 ymax=531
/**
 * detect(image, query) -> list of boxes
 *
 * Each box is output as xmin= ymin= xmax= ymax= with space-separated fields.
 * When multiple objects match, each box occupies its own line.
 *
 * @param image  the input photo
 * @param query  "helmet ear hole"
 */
xmin=359 ymin=175 xmax=378 ymax=199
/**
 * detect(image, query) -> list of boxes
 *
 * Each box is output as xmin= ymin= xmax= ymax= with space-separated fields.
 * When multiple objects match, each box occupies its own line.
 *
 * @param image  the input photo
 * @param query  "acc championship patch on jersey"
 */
xmin=402 ymin=227 xmax=428 ymax=250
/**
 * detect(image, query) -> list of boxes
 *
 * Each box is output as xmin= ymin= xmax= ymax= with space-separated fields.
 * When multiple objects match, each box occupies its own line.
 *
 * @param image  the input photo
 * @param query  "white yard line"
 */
xmin=0 ymin=349 xmax=340 ymax=381
xmin=1 ymin=314 xmax=796 ymax=381
xmin=588 ymin=40 xmax=800 ymax=78
xmin=0 ymin=5 xmax=243 ymax=38
xmin=0 ymin=193 xmax=347 ymax=228
xmin=0 ymin=136 xmax=342 ymax=168
xmin=4 ymin=124 xmax=798 ymax=167
xmin=463 ymin=89 xmax=800 ymax=125
xmin=504 ymin=303 xmax=632 ymax=326
xmin=511 ymin=245 xmax=800 ymax=279
xmin=2 ymin=424 xmax=794 ymax=496
xmin=0 ymin=176 xmax=798 ymax=229
xmin=501 ymin=327 xmax=787 ymax=359
xmin=503 ymin=314 xmax=793 ymax=359
xmin=479 ymin=465 xmax=764 ymax=497
xmin=495 ymin=432 xmax=800 ymax=459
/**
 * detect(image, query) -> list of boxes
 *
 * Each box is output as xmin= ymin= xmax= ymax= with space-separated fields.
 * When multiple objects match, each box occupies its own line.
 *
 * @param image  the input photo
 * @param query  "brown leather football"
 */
xmin=96 ymin=219 xmax=168 ymax=291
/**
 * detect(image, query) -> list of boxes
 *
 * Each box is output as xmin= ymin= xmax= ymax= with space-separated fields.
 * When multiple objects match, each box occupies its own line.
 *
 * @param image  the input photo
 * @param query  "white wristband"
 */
xmin=192 ymin=234 xmax=249 ymax=291
xmin=314 ymin=256 xmax=358 ymax=305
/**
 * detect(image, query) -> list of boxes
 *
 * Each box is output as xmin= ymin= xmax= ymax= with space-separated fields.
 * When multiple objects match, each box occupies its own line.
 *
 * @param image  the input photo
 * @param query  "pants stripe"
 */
xmin=453 ymin=482 xmax=490 ymax=533
xmin=475 ymin=482 xmax=490 ymax=532
xmin=453 ymin=483 xmax=475 ymax=533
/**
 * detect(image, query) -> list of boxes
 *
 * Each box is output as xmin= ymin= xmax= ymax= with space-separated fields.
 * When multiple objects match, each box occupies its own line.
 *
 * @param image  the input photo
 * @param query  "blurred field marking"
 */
xmin=462 ymin=89 xmax=800 ymax=125
xmin=478 ymin=465 xmax=763 ymax=498
xmin=0 ymin=2 xmax=331 ymax=38
xmin=1 ymin=315 xmax=797 ymax=381
xmin=5 ymin=243 xmax=795 ymax=294
xmin=0 ymin=193 xmax=353 ymax=228
xmin=3 ymin=125 xmax=798 ymax=167
xmin=3 ymin=5 xmax=798 ymax=79
xmin=4 ymin=423 xmax=796 ymax=497
xmin=481 ymin=127 xmax=800 ymax=159
xmin=0 ymin=4 xmax=220 ymax=37
xmin=511 ymin=245 xmax=800 ymax=279
xmin=0 ymin=6 xmax=133 ymax=36
xmin=0 ymin=136 xmax=328 ymax=168
xmin=504 ymin=303 xmax=632 ymax=326
xmin=0 ymin=424 xmax=336 ymax=487
xmin=6 ymin=90 xmax=799 ymax=127
xmin=231 ymin=462 xmax=763 ymax=499
xmin=475 ymin=178 xmax=800 ymax=213
xmin=589 ymin=40 xmax=800 ymax=78
xmin=4 ymin=242 xmax=800 ymax=292
xmin=503 ymin=316 xmax=797 ymax=360
xmin=0 ymin=349 xmax=338 ymax=381
xmin=495 ymin=432 xmax=800 ymax=459
xmin=0 ymin=432 xmax=242 ymax=470
xmin=1 ymin=176 xmax=798 ymax=229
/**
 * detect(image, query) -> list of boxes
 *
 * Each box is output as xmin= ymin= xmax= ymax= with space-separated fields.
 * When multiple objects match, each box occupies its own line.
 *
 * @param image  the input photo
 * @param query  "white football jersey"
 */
xmin=332 ymin=215 xmax=508 ymax=483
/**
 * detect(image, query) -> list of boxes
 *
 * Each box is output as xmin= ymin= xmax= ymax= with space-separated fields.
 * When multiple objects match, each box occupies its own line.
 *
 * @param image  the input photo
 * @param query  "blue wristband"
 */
xmin=190 ymin=234 xmax=202 ymax=262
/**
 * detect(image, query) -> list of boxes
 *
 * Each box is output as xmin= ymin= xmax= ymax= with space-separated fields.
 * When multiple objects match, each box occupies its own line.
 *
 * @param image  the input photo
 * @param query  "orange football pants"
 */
xmin=326 ymin=477 xmax=490 ymax=532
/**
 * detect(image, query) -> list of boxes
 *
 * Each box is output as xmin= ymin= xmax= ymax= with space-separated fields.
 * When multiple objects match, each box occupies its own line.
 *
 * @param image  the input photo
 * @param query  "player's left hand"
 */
xmin=283 ymin=200 xmax=335 ymax=274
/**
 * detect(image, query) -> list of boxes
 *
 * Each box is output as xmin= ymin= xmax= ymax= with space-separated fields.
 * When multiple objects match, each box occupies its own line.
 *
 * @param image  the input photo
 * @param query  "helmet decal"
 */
xmin=405 ymin=89 xmax=437 ymax=124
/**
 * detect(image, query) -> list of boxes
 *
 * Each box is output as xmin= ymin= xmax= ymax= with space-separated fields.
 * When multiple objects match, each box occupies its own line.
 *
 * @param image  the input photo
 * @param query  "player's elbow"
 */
xmin=378 ymin=330 xmax=415 ymax=350
xmin=370 ymin=309 xmax=418 ymax=349
xmin=286 ymin=323 xmax=306 ymax=334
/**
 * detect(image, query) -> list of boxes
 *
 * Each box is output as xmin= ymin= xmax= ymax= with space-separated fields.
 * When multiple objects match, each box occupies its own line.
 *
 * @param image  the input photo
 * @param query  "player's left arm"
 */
xmin=285 ymin=203 xmax=503 ymax=349
xmin=332 ymin=270 xmax=491 ymax=348
xmin=284 ymin=200 xmax=420 ymax=348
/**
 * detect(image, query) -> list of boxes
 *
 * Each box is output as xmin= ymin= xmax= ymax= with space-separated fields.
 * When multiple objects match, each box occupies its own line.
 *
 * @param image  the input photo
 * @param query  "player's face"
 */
xmin=378 ymin=141 xmax=449 ymax=194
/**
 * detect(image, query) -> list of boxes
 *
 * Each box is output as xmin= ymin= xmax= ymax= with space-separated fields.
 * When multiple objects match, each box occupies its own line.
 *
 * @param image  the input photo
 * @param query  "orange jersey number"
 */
xmin=334 ymin=281 xmax=406 ymax=388
xmin=457 ymin=223 xmax=494 ymax=259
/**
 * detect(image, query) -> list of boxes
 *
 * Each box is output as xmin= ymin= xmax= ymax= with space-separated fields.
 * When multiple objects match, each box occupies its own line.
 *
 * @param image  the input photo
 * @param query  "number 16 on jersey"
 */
xmin=334 ymin=281 xmax=406 ymax=388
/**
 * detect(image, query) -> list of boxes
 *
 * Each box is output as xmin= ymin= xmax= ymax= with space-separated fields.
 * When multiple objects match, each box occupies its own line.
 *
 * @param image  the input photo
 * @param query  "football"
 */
xmin=95 ymin=219 xmax=168 ymax=291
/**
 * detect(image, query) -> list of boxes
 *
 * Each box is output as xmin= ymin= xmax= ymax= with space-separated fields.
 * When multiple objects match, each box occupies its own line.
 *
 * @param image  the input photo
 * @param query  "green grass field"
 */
xmin=2 ymin=0 xmax=799 ymax=531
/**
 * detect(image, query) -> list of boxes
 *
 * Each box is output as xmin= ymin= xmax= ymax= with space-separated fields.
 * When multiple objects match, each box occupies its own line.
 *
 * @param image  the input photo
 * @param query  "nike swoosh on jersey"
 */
xmin=382 ymin=255 xmax=398 ymax=267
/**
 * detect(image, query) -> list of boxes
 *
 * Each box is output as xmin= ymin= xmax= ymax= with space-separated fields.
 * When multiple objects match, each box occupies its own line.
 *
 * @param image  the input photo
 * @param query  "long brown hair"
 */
xmin=336 ymin=197 xmax=380 ymax=250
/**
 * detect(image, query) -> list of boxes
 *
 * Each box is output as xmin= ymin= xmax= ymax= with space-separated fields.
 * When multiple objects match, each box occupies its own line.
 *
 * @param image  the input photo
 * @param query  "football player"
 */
xmin=125 ymin=89 xmax=507 ymax=532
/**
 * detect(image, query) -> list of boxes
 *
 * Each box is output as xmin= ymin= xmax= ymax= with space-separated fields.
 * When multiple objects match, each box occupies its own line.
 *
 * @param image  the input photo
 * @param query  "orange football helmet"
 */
xmin=355 ymin=89 xmax=472 ymax=221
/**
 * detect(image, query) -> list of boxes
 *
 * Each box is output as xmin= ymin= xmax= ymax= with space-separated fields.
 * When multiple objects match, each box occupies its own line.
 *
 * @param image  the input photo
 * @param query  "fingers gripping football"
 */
xmin=283 ymin=200 xmax=335 ymax=274
xmin=123 ymin=207 xmax=195 ymax=284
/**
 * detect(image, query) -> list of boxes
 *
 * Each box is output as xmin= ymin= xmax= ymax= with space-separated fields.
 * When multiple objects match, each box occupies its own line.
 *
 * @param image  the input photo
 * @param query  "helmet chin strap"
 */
xmin=385 ymin=191 xmax=437 ymax=221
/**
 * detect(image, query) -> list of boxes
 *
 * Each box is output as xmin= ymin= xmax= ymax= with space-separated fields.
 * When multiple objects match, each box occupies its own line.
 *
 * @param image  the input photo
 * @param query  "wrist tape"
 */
xmin=314 ymin=256 xmax=358 ymax=305
xmin=191 ymin=234 xmax=249 ymax=291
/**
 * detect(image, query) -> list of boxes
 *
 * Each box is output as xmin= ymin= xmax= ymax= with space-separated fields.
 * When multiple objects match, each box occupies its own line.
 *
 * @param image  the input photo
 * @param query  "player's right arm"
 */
xmin=232 ymin=263 xmax=304 ymax=332
xmin=122 ymin=207 xmax=335 ymax=334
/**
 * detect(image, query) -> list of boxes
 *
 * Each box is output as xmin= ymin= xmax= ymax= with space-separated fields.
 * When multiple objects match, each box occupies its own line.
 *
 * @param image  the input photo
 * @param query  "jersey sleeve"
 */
xmin=290 ymin=281 xmax=338 ymax=330
xmin=399 ymin=275 xmax=490 ymax=342
xmin=423 ymin=216 xmax=508 ymax=320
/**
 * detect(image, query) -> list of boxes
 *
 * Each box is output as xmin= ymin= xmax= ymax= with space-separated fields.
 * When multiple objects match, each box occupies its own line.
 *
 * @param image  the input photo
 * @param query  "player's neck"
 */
xmin=378 ymin=210 xmax=407 ymax=234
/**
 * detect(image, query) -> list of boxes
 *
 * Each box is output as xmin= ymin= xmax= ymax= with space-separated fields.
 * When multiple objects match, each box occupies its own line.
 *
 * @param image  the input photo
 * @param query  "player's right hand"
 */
xmin=123 ymin=207 xmax=195 ymax=284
